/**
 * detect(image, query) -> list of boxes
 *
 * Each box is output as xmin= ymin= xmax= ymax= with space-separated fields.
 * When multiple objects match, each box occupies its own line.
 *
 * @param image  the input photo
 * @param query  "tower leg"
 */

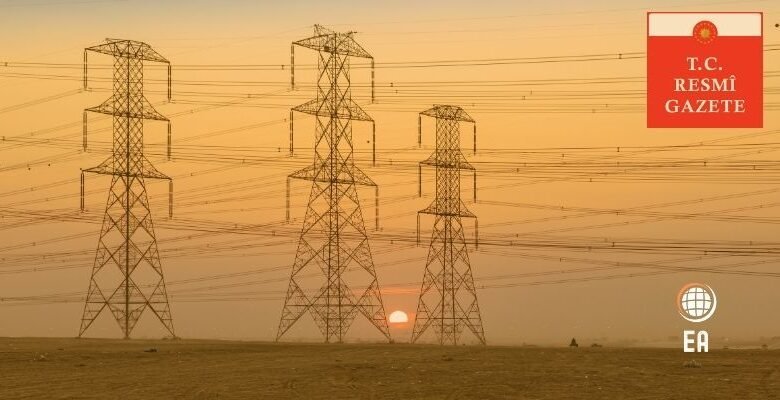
xmin=411 ymin=215 xmax=484 ymax=345
xmin=79 ymin=175 xmax=175 ymax=338
xmin=277 ymin=180 xmax=390 ymax=342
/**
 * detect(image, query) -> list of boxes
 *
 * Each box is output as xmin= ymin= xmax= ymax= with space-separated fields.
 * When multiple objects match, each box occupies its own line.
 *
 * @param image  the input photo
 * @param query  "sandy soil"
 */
xmin=0 ymin=337 xmax=777 ymax=399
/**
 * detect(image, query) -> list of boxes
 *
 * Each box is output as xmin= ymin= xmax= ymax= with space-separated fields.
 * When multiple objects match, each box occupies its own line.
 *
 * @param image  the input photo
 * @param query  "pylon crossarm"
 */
xmin=293 ymin=34 xmax=372 ymax=59
xmin=82 ymin=168 xmax=171 ymax=181
xmin=87 ymin=39 xmax=170 ymax=64
xmin=292 ymin=98 xmax=373 ymax=122
xmin=84 ymin=39 xmax=171 ymax=95
xmin=288 ymin=165 xmax=376 ymax=186
xmin=420 ymin=156 xmax=475 ymax=170
xmin=82 ymin=162 xmax=171 ymax=181
xmin=418 ymin=206 xmax=476 ymax=219
xmin=84 ymin=97 xmax=169 ymax=122
xmin=420 ymin=105 xmax=475 ymax=123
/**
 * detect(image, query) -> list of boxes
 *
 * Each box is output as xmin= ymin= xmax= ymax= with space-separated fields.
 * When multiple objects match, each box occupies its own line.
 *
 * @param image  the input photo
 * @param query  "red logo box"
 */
xmin=647 ymin=12 xmax=763 ymax=128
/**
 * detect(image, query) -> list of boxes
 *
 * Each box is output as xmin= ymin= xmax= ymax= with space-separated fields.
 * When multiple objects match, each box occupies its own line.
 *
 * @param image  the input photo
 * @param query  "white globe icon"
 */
xmin=678 ymin=284 xmax=717 ymax=322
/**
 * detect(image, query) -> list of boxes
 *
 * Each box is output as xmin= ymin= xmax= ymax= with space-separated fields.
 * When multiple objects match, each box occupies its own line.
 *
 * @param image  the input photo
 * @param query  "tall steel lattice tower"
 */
xmin=412 ymin=105 xmax=485 ymax=345
xmin=277 ymin=25 xmax=390 ymax=343
xmin=78 ymin=39 xmax=175 ymax=339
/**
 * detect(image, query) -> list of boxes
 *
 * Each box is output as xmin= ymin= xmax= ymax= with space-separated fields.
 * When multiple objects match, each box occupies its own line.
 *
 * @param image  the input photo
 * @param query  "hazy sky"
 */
xmin=0 ymin=0 xmax=779 ymax=345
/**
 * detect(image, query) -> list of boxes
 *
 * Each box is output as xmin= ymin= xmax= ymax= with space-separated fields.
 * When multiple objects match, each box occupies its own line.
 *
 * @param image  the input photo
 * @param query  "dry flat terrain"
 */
xmin=0 ymin=337 xmax=778 ymax=399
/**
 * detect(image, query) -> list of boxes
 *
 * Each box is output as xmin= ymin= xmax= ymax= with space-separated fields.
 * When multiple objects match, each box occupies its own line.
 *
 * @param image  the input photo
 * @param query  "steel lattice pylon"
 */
xmin=78 ymin=39 xmax=175 ymax=339
xmin=277 ymin=25 xmax=390 ymax=343
xmin=411 ymin=105 xmax=486 ymax=345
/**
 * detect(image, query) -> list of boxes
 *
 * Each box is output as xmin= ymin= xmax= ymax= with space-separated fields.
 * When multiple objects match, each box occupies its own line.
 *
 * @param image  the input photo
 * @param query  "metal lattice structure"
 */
xmin=78 ymin=39 xmax=175 ymax=339
xmin=277 ymin=25 xmax=390 ymax=343
xmin=412 ymin=105 xmax=485 ymax=345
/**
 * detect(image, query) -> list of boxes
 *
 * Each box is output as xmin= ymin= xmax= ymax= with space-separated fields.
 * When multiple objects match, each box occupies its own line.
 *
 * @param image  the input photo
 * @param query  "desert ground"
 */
xmin=0 ymin=337 xmax=777 ymax=399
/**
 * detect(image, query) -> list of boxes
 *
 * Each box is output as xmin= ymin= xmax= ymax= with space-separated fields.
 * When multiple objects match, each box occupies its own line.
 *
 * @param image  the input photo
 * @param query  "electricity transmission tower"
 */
xmin=412 ymin=105 xmax=486 ymax=345
xmin=277 ymin=25 xmax=390 ymax=343
xmin=78 ymin=39 xmax=175 ymax=339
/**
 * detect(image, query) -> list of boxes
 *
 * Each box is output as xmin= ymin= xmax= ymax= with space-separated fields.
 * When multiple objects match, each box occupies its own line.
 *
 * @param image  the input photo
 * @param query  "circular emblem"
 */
xmin=677 ymin=283 xmax=717 ymax=323
xmin=693 ymin=20 xmax=717 ymax=44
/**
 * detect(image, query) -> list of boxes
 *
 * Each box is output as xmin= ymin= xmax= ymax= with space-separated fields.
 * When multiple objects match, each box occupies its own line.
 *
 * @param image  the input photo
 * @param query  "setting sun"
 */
xmin=388 ymin=311 xmax=409 ymax=324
